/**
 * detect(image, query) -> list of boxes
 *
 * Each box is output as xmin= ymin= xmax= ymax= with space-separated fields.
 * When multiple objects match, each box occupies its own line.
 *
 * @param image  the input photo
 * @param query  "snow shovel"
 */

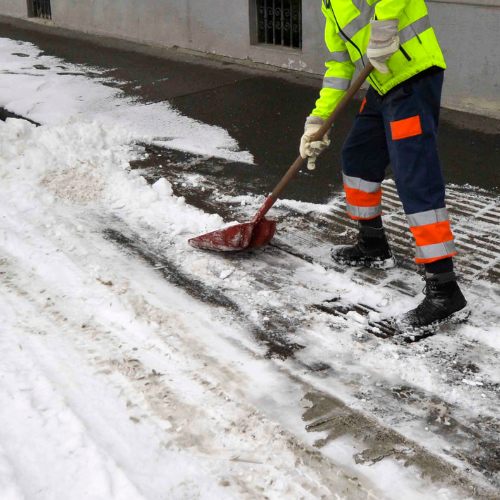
xmin=189 ymin=64 xmax=374 ymax=252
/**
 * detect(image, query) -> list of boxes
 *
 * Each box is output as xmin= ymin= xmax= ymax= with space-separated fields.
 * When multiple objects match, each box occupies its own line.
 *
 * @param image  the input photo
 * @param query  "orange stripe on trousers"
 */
xmin=410 ymin=221 xmax=454 ymax=247
xmin=344 ymin=185 xmax=382 ymax=207
xmin=390 ymin=115 xmax=422 ymax=141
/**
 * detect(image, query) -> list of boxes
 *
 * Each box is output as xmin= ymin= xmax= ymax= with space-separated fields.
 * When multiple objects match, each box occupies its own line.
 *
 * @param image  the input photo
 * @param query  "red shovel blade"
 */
xmin=188 ymin=218 xmax=276 ymax=252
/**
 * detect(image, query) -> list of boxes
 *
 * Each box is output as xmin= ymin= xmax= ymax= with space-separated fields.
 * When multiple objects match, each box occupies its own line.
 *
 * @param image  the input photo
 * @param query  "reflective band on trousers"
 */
xmin=343 ymin=174 xmax=381 ymax=193
xmin=399 ymin=15 xmax=432 ymax=45
xmin=327 ymin=50 xmax=351 ymax=63
xmin=415 ymin=241 xmax=457 ymax=261
xmin=407 ymin=207 xmax=449 ymax=227
xmin=346 ymin=203 xmax=381 ymax=219
xmin=407 ymin=208 xmax=457 ymax=262
xmin=323 ymin=76 xmax=351 ymax=90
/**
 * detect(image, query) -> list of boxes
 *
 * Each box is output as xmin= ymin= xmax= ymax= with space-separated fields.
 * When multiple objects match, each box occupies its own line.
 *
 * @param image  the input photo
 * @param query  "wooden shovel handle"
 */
xmin=252 ymin=63 xmax=374 ymax=224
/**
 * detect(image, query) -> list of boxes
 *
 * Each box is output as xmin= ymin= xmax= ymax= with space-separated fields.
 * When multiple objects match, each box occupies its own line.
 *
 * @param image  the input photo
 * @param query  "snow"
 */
xmin=0 ymin=37 xmax=369 ymax=499
xmin=216 ymin=193 xmax=338 ymax=215
xmin=0 ymin=35 xmax=498 ymax=499
xmin=0 ymin=39 xmax=253 ymax=163
xmin=0 ymin=116 xmax=358 ymax=499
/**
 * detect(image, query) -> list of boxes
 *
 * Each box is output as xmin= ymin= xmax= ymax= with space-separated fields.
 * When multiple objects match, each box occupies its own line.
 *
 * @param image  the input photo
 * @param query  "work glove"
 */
xmin=367 ymin=19 xmax=399 ymax=74
xmin=299 ymin=116 xmax=330 ymax=170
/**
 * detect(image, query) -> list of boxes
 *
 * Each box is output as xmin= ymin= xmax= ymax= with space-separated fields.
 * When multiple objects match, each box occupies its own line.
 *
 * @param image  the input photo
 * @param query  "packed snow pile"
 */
xmin=0 ymin=117 xmax=224 ymax=237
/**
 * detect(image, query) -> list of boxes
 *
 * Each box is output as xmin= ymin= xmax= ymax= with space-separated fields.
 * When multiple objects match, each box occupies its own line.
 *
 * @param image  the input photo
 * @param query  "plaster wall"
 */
xmin=0 ymin=0 xmax=26 ymax=17
xmin=0 ymin=1 xmax=327 ymax=73
xmin=428 ymin=0 xmax=500 ymax=117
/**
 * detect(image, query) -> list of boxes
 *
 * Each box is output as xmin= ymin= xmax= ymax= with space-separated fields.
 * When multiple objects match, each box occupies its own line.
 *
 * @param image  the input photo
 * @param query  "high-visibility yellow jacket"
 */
xmin=311 ymin=0 xmax=447 ymax=119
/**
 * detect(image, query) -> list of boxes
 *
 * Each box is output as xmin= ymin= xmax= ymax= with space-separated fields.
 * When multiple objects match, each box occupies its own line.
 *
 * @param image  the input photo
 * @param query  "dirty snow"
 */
xmin=0 ymin=100 xmax=446 ymax=500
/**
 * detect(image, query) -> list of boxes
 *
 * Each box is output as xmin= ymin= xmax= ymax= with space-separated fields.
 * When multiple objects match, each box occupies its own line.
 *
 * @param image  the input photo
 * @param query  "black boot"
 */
xmin=331 ymin=224 xmax=396 ymax=269
xmin=396 ymin=271 xmax=468 ymax=334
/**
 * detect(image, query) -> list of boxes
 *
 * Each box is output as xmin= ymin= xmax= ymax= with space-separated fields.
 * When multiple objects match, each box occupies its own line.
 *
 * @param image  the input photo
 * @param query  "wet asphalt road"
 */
xmin=0 ymin=18 xmax=499 ymax=202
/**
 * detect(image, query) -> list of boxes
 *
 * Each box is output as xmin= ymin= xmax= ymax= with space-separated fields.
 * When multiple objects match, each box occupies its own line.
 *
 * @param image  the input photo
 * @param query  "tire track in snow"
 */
xmin=0 ymin=235 xmax=377 ymax=500
xmin=0 ymin=286 xmax=147 ymax=500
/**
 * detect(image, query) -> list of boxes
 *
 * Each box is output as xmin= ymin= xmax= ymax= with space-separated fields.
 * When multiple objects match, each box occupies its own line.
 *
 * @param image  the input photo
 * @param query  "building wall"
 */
xmin=47 ymin=0 xmax=326 ymax=74
xmin=0 ymin=0 xmax=499 ymax=117
xmin=427 ymin=0 xmax=500 ymax=117
xmin=1 ymin=0 xmax=25 ymax=17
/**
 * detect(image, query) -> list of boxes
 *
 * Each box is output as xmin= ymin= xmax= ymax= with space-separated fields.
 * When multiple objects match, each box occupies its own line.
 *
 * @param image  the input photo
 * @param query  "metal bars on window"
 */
xmin=256 ymin=0 xmax=302 ymax=49
xmin=28 ymin=0 xmax=52 ymax=20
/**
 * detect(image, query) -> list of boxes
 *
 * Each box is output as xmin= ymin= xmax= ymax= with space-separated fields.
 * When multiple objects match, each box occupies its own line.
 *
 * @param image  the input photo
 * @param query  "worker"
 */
xmin=300 ymin=0 xmax=467 ymax=333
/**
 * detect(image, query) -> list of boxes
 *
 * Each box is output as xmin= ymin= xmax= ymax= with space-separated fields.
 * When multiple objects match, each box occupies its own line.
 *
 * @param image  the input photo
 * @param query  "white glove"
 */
xmin=299 ymin=116 xmax=330 ymax=170
xmin=367 ymin=19 xmax=399 ymax=74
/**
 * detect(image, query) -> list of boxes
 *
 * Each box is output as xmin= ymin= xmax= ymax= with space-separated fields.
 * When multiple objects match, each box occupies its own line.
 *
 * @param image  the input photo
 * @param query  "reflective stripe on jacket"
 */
xmin=311 ymin=0 xmax=447 ymax=120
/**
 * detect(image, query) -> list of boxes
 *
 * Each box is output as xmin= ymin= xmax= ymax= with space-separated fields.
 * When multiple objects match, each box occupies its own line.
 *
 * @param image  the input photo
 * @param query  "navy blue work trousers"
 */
xmin=341 ymin=69 xmax=457 ymax=264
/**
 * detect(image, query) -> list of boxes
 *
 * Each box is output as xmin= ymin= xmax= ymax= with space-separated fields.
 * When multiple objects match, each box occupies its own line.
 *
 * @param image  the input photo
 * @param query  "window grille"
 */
xmin=28 ymin=0 xmax=52 ymax=20
xmin=255 ymin=0 xmax=302 ymax=49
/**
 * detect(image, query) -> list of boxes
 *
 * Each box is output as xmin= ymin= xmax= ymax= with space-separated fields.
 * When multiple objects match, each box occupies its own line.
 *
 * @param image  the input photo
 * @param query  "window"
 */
xmin=254 ymin=0 xmax=302 ymax=49
xmin=28 ymin=0 xmax=52 ymax=20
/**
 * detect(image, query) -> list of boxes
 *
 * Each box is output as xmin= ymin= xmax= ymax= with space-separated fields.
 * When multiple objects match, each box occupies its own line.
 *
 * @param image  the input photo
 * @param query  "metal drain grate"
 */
xmin=380 ymin=182 xmax=500 ymax=283
xmin=271 ymin=181 xmax=499 ymax=298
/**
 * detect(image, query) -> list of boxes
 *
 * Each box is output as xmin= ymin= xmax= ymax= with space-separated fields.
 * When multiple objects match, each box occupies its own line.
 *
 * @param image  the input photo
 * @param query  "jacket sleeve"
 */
xmin=374 ymin=0 xmax=410 ymax=20
xmin=310 ymin=6 xmax=355 ymax=120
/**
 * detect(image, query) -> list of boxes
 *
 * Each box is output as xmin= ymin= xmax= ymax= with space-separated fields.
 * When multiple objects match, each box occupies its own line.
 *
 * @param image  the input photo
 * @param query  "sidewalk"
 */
xmin=0 ymin=14 xmax=499 ymax=202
